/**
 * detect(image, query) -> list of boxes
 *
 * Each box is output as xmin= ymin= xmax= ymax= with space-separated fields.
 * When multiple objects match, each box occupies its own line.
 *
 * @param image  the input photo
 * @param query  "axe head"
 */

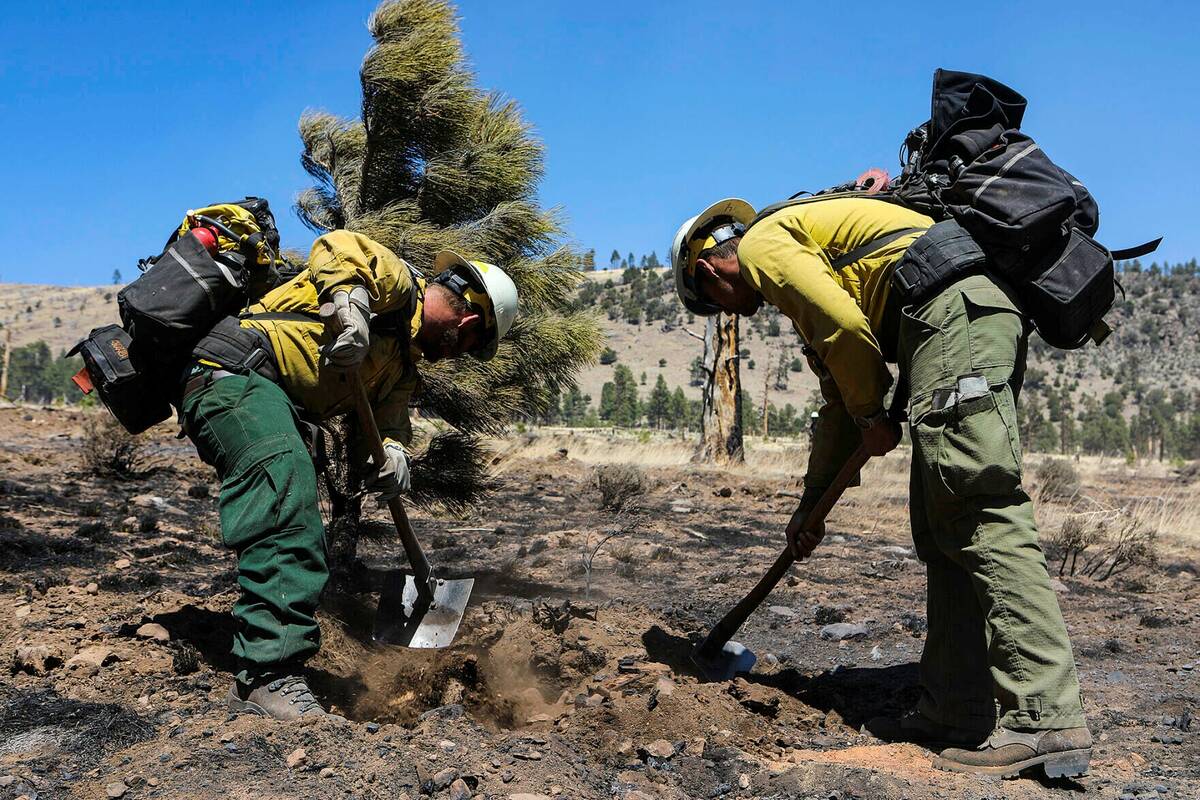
xmin=372 ymin=571 xmax=474 ymax=648
xmin=691 ymin=638 xmax=757 ymax=682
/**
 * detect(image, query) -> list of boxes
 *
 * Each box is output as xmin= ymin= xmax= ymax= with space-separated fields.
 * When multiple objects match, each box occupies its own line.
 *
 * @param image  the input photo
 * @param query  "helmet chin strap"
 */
xmin=431 ymin=268 xmax=474 ymax=296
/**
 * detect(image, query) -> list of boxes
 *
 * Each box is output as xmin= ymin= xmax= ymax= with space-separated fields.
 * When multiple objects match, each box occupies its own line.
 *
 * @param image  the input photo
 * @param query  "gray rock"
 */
xmin=418 ymin=703 xmax=464 ymax=722
xmin=767 ymin=605 xmax=795 ymax=618
xmin=820 ymin=623 xmax=868 ymax=641
xmin=432 ymin=767 xmax=458 ymax=789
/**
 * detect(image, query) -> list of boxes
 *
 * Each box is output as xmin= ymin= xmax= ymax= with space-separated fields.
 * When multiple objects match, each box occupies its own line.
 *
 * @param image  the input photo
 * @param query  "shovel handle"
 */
xmin=697 ymin=444 xmax=871 ymax=657
xmin=320 ymin=302 xmax=433 ymax=588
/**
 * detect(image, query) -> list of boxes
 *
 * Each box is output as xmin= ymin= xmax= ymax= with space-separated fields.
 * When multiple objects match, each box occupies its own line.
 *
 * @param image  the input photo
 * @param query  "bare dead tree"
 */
xmin=699 ymin=312 xmax=743 ymax=463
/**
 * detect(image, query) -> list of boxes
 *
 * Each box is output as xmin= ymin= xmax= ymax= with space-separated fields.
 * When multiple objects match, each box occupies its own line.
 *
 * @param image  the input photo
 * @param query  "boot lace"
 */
xmin=267 ymin=676 xmax=324 ymax=715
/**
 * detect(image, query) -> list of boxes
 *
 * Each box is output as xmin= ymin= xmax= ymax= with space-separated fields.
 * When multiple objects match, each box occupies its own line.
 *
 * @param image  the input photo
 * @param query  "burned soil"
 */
xmin=1 ymin=408 xmax=1198 ymax=799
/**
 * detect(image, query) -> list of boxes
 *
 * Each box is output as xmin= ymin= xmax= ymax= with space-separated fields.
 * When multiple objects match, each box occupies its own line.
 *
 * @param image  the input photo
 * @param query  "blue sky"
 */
xmin=1 ymin=1 xmax=1196 ymax=284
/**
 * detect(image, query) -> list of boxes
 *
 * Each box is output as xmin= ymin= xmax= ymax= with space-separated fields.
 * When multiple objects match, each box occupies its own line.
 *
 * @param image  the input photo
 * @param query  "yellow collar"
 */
xmin=409 ymin=277 xmax=426 ymax=361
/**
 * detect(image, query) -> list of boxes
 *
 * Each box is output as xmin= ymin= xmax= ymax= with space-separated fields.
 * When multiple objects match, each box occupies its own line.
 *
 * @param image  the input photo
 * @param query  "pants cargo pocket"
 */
xmin=936 ymin=386 xmax=1023 ymax=498
xmin=218 ymin=434 xmax=294 ymax=550
xmin=961 ymin=283 xmax=1022 ymax=378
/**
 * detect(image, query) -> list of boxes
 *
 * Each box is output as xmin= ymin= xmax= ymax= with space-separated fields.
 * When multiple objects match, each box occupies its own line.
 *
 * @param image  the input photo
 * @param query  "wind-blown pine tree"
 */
xmin=296 ymin=0 xmax=602 ymax=531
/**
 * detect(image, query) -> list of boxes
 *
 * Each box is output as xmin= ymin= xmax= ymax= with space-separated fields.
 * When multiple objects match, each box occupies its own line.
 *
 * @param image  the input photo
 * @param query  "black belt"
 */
xmin=182 ymin=368 xmax=238 ymax=400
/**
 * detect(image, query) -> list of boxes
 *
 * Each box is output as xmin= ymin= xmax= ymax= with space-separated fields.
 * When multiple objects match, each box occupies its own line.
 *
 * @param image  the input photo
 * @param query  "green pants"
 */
xmin=899 ymin=273 xmax=1084 ymax=732
xmin=181 ymin=370 xmax=327 ymax=684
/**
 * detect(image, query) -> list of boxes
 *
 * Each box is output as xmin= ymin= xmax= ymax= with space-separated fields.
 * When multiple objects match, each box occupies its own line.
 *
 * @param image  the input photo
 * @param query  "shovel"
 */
xmin=320 ymin=302 xmax=474 ymax=648
xmin=692 ymin=444 xmax=871 ymax=680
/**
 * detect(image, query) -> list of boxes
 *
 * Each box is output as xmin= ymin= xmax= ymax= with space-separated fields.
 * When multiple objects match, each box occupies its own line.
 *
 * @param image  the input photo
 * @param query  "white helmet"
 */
xmin=670 ymin=198 xmax=756 ymax=317
xmin=433 ymin=250 xmax=518 ymax=361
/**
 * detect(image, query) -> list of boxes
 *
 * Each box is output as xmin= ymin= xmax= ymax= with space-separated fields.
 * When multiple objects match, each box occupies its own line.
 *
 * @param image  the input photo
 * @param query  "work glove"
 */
xmin=323 ymin=286 xmax=372 ymax=369
xmin=784 ymin=485 xmax=827 ymax=561
xmin=365 ymin=442 xmax=410 ymax=501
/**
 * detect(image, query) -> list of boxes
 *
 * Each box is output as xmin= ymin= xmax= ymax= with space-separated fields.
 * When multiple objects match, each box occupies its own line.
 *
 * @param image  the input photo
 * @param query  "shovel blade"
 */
xmin=372 ymin=572 xmax=474 ymax=648
xmin=691 ymin=639 xmax=757 ymax=682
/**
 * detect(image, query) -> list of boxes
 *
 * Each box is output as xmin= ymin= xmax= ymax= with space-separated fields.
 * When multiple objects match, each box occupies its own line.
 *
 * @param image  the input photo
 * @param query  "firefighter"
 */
xmin=181 ymin=232 xmax=517 ymax=720
xmin=670 ymin=196 xmax=1091 ymax=779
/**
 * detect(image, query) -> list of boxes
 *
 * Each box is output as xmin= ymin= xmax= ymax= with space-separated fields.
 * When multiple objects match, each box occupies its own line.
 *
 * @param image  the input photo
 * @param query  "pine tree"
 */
xmin=294 ymin=0 xmax=602 ymax=530
xmin=610 ymin=364 xmax=640 ymax=427
xmin=646 ymin=374 xmax=672 ymax=429
xmin=610 ymin=249 xmax=621 ymax=269
xmin=599 ymin=381 xmax=617 ymax=421
xmin=670 ymin=387 xmax=688 ymax=428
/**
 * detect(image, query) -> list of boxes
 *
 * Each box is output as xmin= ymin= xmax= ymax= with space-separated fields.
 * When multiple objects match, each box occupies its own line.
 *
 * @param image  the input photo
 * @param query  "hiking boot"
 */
xmin=865 ymin=710 xmax=987 ymax=747
xmin=226 ymin=674 xmax=341 ymax=721
xmin=933 ymin=726 xmax=1092 ymax=779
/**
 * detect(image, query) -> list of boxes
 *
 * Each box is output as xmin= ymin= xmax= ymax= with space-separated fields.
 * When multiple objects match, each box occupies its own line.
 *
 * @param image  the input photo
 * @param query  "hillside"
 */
xmin=2 ymin=263 xmax=1199 ymax=455
xmin=570 ymin=265 xmax=1200 ymax=441
xmin=0 ymin=284 xmax=120 ymax=354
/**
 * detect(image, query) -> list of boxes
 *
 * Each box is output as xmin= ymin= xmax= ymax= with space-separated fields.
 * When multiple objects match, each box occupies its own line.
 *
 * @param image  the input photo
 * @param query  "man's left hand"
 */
xmin=860 ymin=414 xmax=902 ymax=457
xmin=365 ymin=442 xmax=410 ymax=501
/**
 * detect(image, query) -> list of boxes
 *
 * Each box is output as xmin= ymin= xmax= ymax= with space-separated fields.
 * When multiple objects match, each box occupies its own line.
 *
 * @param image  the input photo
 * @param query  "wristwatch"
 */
xmin=853 ymin=409 xmax=888 ymax=430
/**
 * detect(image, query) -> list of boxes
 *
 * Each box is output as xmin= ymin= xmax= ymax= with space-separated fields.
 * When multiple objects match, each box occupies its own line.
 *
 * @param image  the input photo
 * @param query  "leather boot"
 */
xmin=933 ymin=726 xmax=1092 ymax=779
xmin=226 ymin=674 xmax=341 ymax=721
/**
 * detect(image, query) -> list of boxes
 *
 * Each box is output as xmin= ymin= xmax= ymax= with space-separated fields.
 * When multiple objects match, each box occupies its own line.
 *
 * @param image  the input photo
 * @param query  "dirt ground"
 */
xmin=1 ymin=407 xmax=1197 ymax=800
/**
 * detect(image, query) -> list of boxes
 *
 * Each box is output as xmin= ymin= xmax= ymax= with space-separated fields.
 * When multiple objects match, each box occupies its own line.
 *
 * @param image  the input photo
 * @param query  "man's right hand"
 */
xmin=784 ymin=488 xmax=826 ymax=561
xmin=323 ymin=286 xmax=372 ymax=369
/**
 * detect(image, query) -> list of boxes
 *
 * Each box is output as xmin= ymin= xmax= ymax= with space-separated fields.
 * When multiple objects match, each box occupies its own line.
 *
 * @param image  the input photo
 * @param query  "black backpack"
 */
xmin=70 ymin=197 xmax=295 ymax=433
xmin=755 ymin=69 xmax=1160 ymax=350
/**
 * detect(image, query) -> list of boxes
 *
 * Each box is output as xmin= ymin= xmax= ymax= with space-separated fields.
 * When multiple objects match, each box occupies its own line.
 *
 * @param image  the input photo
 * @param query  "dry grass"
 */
xmin=502 ymin=428 xmax=1200 ymax=551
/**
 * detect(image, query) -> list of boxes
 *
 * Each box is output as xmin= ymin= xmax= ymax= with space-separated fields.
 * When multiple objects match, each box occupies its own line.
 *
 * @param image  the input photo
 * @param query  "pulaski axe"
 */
xmin=321 ymin=302 xmax=473 ymax=648
xmin=692 ymin=444 xmax=871 ymax=680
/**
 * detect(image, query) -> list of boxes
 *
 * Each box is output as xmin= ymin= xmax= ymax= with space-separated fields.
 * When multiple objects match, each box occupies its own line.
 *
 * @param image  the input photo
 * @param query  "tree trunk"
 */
xmin=761 ymin=350 xmax=771 ymax=440
xmin=0 ymin=328 xmax=10 ymax=400
xmin=700 ymin=313 xmax=743 ymax=463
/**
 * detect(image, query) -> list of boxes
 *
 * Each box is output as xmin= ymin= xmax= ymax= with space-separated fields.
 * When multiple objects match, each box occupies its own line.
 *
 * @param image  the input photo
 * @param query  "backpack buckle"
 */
xmin=243 ymin=347 xmax=268 ymax=372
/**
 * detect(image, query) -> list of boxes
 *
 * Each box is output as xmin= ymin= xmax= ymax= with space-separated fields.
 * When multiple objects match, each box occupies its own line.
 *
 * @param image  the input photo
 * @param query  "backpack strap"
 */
xmin=830 ymin=227 xmax=924 ymax=269
xmin=746 ymin=190 xmax=873 ymax=233
xmin=239 ymin=311 xmax=323 ymax=324
xmin=1110 ymin=237 xmax=1162 ymax=261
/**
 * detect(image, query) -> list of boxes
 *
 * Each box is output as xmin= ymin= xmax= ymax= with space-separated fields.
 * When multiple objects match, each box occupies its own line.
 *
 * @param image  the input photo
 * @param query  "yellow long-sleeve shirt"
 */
xmin=240 ymin=230 xmax=423 ymax=447
xmin=739 ymin=196 xmax=933 ymax=416
xmin=737 ymin=196 xmax=933 ymax=486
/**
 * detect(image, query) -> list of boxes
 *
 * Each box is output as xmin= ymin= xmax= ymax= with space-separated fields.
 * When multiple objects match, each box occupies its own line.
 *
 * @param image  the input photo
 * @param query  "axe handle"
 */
xmin=319 ymin=302 xmax=433 ymax=586
xmin=698 ymin=444 xmax=871 ymax=656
